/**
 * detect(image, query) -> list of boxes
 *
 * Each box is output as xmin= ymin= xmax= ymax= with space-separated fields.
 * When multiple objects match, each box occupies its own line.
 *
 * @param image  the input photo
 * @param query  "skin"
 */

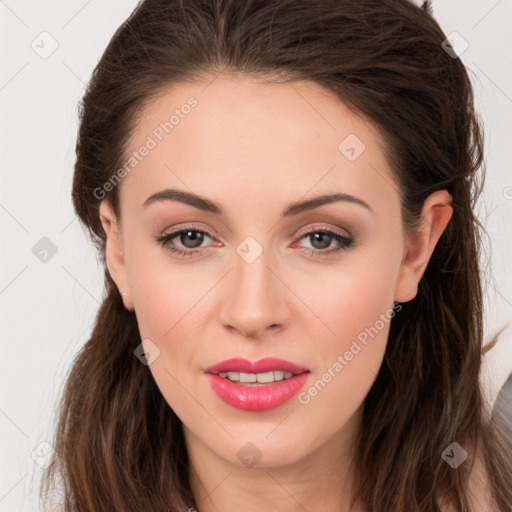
xmin=100 ymin=74 xmax=453 ymax=512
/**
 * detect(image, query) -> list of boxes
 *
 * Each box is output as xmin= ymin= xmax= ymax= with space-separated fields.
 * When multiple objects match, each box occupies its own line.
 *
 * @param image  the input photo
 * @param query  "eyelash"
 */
xmin=154 ymin=224 xmax=355 ymax=259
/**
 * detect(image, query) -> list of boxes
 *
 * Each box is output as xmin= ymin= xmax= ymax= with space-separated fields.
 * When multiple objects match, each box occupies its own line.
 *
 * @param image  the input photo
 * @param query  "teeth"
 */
xmin=240 ymin=372 xmax=256 ymax=383
xmin=217 ymin=370 xmax=296 ymax=383
xmin=256 ymin=371 xmax=275 ymax=383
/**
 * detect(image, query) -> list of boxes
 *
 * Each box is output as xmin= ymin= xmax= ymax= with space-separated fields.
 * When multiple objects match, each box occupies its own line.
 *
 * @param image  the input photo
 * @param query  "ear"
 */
xmin=395 ymin=190 xmax=453 ymax=303
xmin=99 ymin=200 xmax=134 ymax=310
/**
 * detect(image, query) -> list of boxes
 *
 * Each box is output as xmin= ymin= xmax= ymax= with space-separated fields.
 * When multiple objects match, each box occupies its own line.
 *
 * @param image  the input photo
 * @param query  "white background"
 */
xmin=1 ymin=1 xmax=511 ymax=510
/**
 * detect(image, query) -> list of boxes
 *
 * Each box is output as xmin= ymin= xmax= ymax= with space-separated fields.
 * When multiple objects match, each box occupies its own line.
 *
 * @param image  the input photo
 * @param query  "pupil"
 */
xmin=182 ymin=230 xmax=203 ymax=248
xmin=311 ymin=233 xmax=331 ymax=250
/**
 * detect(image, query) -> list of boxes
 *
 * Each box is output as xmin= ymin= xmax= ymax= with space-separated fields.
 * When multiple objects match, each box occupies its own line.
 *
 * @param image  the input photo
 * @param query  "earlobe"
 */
xmin=394 ymin=190 xmax=453 ymax=303
xmin=99 ymin=200 xmax=133 ymax=310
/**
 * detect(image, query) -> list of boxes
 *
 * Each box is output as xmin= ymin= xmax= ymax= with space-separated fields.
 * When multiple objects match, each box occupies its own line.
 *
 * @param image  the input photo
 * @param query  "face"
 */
xmin=100 ymin=74 xmax=452 ymax=469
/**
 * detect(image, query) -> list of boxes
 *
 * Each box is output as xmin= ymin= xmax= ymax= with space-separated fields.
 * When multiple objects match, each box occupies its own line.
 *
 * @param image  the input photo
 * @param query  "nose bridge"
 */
xmin=219 ymin=239 xmax=284 ymax=336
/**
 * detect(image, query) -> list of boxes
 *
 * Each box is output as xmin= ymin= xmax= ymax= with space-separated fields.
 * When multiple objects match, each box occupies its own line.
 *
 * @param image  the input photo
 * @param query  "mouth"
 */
xmin=204 ymin=357 xmax=311 ymax=411
xmin=204 ymin=357 xmax=311 ymax=412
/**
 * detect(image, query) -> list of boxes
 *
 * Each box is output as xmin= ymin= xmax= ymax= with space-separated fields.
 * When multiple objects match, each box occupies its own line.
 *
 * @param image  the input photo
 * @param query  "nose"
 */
xmin=219 ymin=248 xmax=288 ymax=339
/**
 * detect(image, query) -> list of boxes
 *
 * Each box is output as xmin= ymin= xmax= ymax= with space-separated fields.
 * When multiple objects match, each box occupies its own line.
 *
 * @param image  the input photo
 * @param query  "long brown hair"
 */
xmin=40 ymin=0 xmax=512 ymax=510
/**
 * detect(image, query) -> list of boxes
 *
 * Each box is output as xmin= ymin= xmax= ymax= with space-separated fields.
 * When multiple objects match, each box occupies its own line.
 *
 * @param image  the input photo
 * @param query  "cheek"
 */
xmin=127 ymin=255 xmax=206 ymax=418
xmin=296 ymin=275 xmax=395 ymax=438
xmin=125 ymin=237 xmax=206 ymax=338
xmin=304 ymin=250 xmax=400 ymax=347
xmin=299 ymin=246 xmax=400 ymax=403
xmin=125 ymin=244 xmax=217 ymax=389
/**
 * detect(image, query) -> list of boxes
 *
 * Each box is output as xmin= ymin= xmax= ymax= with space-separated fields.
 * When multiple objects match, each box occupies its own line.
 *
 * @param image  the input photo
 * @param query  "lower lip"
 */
xmin=205 ymin=372 xmax=310 ymax=411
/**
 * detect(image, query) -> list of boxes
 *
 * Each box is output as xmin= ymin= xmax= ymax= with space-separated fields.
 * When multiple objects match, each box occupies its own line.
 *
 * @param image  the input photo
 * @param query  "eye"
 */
xmin=154 ymin=225 xmax=355 ymax=258
xmin=154 ymin=226 xmax=215 ymax=258
xmin=292 ymin=227 xmax=355 ymax=257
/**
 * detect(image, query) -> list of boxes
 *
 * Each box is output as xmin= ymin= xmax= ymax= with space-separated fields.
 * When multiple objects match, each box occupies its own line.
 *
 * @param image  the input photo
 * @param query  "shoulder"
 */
xmin=438 ymin=445 xmax=500 ymax=512
xmin=466 ymin=447 xmax=500 ymax=512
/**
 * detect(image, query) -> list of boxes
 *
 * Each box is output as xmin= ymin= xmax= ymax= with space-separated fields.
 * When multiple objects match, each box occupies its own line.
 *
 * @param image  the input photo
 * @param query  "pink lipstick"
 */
xmin=204 ymin=357 xmax=310 ymax=411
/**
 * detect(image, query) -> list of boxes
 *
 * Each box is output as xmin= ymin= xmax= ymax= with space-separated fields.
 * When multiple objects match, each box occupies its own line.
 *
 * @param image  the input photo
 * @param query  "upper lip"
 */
xmin=204 ymin=357 xmax=310 ymax=375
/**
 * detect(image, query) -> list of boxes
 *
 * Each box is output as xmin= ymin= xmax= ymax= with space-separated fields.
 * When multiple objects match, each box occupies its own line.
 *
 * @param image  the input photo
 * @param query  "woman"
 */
xmin=40 ymin=0 xmax=512 ymax=510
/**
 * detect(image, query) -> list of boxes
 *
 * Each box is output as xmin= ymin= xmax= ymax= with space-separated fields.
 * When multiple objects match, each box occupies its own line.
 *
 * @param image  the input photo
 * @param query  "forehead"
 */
xmin=119 ymin=74 xmax=400 ymax=218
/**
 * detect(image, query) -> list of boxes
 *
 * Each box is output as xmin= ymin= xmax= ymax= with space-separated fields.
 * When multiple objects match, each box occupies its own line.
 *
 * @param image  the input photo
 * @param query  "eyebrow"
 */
xmin=142 ymin=188 xmax=374 ymax=217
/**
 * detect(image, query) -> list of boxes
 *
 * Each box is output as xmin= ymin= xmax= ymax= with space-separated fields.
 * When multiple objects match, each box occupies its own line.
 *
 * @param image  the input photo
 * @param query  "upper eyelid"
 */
xmin=296 ymin=225 xmax=352 ymax=239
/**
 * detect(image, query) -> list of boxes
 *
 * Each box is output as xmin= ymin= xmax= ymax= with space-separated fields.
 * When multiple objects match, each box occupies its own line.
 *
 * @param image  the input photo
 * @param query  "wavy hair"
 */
xmin=40 ymin=0 xmax=512 ymax=510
